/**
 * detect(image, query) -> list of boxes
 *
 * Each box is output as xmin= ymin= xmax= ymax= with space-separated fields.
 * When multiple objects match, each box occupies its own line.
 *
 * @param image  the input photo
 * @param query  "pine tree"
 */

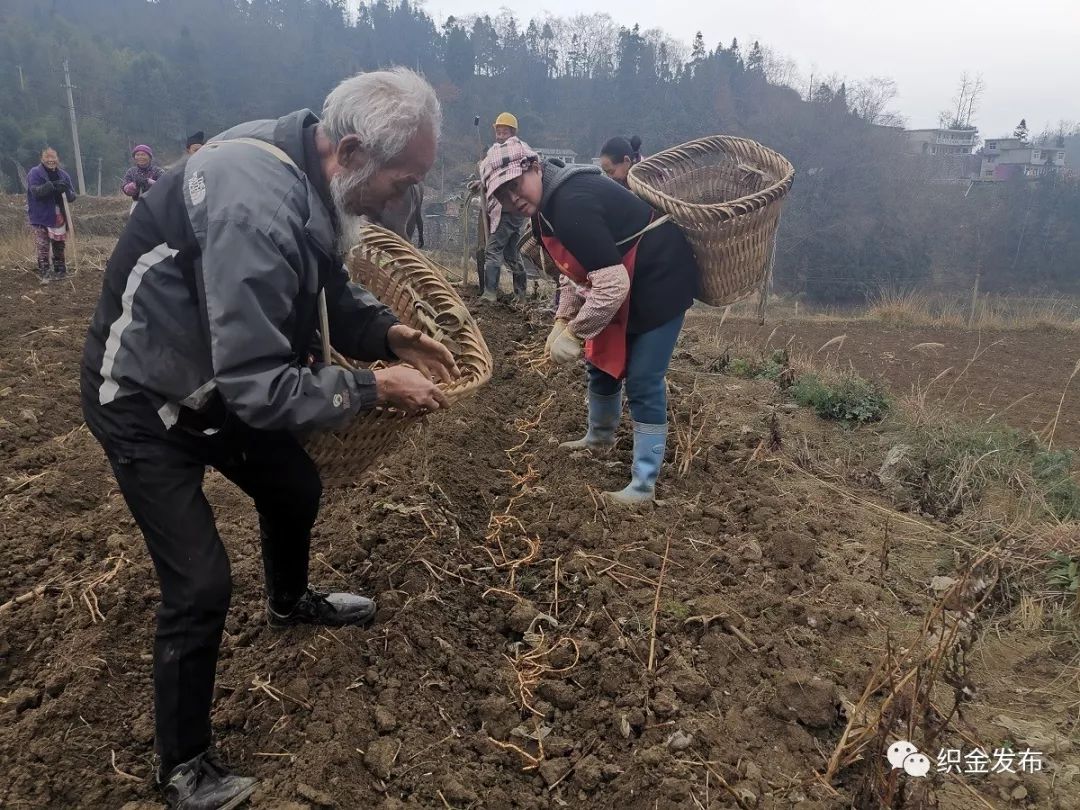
xmin=691 ymin=31 xmax=705 ymax=62
xmin=747 ymin=40 xmax=764 ymax=73
xmin=1013 ymin=118 xmax=1029 ymax=142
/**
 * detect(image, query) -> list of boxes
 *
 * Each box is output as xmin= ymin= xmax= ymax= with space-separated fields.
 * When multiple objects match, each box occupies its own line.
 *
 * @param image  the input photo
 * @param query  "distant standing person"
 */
xmin=599 ymin=135 xmax=643 ymax=187
xmin=480 ymin=112 xmax=528 ymax=304
xmin=26 ymin=147 xmax=77 ymax=284
xmin=185 ymin=131 xmax=205 ymax=155
xmin=121 ymin=144 xmax=164 ymax=212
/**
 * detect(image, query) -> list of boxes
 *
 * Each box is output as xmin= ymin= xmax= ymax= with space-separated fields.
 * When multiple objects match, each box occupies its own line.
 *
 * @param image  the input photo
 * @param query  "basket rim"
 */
xmin=344 ymin=225 xmax=494 ymax=404
xmin=627 ymin=135 xmax=795 ymax=223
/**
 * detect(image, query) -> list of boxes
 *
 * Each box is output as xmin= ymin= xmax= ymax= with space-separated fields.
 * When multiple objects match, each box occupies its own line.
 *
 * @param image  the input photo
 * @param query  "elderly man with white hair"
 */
xmin=80 ymin=68 xmax=455 ymax=809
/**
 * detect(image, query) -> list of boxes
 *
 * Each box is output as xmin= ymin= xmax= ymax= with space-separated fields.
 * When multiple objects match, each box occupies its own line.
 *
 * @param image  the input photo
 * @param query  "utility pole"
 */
xmin=96 ymin=157 xmax=103 ymax=197
xmin=62 ymin=59 xmax=87 ymax=196
xmin=17 ymin=65 xmax=25 ymax=92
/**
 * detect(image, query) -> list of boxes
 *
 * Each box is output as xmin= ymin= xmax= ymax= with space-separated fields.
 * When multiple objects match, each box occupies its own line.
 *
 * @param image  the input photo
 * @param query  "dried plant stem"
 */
xmin=647 ymin=536 xmax=672 ymax=673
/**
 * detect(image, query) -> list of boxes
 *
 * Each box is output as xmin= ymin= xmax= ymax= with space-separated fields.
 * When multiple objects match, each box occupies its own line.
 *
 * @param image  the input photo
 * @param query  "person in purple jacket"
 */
xmin=121 ymin=144 xmax=164 ymax=212
xmin=26 ymin=147 xmax=77 ymax=283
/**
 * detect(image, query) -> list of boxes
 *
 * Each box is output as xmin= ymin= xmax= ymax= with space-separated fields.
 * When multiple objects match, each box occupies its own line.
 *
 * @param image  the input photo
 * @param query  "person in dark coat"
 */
xmin=482 ymin=141 xmax=699 ymax=505
xmin=82 ymin=67 xmax=453 ymax=810
xmin=121 ymin=144 xmax=165 ymax=211
xmin=599 ymin=135 xmax=643 ymax=187
xmin=185 ymin=131 xmax=205 ymax=155
xmin=25 ymin=147 xmax=77 ymax=283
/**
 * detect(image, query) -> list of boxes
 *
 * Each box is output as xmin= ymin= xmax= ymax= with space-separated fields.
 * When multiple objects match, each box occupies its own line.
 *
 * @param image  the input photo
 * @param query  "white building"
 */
xmin=905 ymin=127 xmax=979 ymax=157
xmin=979 ymin=138 xmax=1067 ymax=181
xmin=534 ymin=147 xmax=578 ymax=164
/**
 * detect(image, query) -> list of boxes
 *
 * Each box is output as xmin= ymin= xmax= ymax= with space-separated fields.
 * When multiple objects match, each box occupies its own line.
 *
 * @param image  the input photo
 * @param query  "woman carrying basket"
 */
xmin=483 ymin=142 xmax=699 ymax=505
xmin=598 ymin=135 xmax=643 ymax=188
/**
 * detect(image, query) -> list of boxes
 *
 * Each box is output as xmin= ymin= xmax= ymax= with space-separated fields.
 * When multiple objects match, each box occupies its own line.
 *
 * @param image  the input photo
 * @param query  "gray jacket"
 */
xmin=81 ymin=110 xmax=399 ymax=454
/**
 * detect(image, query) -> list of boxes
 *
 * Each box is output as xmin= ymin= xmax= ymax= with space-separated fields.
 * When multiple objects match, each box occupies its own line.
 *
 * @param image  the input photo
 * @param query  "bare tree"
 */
xmin=760 ymin=45 xmax=802 ymax=89
xmin=948 ymin=72 xmax=972 ymax=128
xmin=548 ymin=12 xmax=619 ymax=78
xmin=643 ymin=27 xmax=688 ymax=75
xmin=943 ymin=72 xmax=984 ymax=128
xmin=850 ymin=76 xmax=902 ymax=126
xmin=963 ymin=74 xmax=984 ymax=128
xmin=1036 ymin=120 xmax=1078 ymax=146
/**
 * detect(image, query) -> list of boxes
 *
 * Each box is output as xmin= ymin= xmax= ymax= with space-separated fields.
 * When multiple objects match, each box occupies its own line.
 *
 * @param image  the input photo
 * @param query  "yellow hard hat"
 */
xmin=493 ymin=112 xmax=518 ymax=130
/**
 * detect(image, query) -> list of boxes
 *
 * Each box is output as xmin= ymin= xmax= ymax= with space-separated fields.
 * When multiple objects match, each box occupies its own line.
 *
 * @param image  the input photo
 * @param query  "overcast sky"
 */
xmin=400 ymin=0 xmax=1076 ymax=139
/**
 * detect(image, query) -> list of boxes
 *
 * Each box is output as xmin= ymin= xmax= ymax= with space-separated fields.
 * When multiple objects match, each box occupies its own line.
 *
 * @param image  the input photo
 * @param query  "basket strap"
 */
xmin=539 ymin=211 xmax=671 ymax=249
xmin=211 ymin=136 xmax=300 ymax=171
xmin=614 ymin=214 xmax=671 ymax=246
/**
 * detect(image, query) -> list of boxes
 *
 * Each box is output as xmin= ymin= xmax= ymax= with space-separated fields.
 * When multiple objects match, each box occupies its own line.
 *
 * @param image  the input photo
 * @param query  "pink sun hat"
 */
xmin=481 ymin=137 xmax=538 ymax=200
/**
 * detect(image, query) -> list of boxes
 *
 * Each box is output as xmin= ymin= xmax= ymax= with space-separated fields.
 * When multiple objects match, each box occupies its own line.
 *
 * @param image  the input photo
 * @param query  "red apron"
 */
xmin=540 ymin=226 xmax=647 ymax=380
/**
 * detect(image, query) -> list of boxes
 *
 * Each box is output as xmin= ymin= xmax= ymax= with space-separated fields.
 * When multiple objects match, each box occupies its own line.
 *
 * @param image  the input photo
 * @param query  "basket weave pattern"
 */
xmin=304 ymin=226 xmax=493 ymax=487
xmin=627 ymin=136 xmax=794 ymax=307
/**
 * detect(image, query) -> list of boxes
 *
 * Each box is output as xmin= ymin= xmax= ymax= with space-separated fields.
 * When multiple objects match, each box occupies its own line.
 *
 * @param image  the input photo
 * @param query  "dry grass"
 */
xmin=695 ymin=288 xmax=1080 ymax=332
xmin=868 ymin=288 xmax=1080 ymax=332
xmin=0 ymin=229 xmax=36 ymax=268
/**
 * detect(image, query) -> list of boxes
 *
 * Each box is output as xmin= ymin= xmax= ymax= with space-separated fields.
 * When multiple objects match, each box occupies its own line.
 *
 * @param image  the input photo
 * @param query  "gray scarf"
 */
xmin=540 ymin=158 xmax=603 ymax=210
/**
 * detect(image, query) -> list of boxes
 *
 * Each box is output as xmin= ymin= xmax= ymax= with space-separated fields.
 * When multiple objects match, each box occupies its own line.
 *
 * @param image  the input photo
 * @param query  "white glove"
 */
xmin=550 ymin=327 xmax=583 ymax=365
xmin=545 ymin=319 xmax=568 ymax=356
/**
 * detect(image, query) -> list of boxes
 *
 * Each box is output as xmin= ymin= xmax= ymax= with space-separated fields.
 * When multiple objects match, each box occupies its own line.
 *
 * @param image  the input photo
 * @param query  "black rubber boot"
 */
xmin=160 ymin=749 xmax=257 ymax=810
xmin=267 ymin=587 xmax=376 ymax=628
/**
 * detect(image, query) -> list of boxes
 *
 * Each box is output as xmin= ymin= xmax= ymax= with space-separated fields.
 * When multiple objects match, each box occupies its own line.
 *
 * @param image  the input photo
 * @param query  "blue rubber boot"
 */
xmin=560 ymin=391 xmax=622 ymax=451
xmin=606 ymin=422 xmax=667 ymax=505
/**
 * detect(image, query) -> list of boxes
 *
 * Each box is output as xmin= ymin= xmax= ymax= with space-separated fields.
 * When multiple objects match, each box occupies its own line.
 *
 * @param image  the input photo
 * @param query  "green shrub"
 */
xmin=1048 ymin=551 xmax=1080 ymax=595
xmin=1033 ymin=450 xmax=1080 ymax=521
xmin=725 ymin=349 xmax=789 ymax=382
xmin=727 ymin=357 xmax=756 ymax=378
xmin=791 ymin=372 xmax=890 ymax=423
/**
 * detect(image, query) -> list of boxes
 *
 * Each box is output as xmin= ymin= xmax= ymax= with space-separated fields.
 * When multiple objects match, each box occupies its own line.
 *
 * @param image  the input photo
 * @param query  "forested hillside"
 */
xmin=2 ymin=0 xmax=1077 ymax=300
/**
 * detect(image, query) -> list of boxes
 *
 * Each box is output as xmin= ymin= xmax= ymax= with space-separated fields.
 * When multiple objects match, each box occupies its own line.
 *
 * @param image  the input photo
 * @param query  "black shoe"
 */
xmin=267 ymin=587 xmax=376 ymax=628
xmin=160 ymin=749 xmax=257 ymax=810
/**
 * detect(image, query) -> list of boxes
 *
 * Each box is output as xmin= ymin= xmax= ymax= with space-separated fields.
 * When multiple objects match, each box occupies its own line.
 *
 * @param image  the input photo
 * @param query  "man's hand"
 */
xmin=387 ymin=324 xmax=460 ymax=383
xmin=373 ymin=366 xmax=450 ymax=414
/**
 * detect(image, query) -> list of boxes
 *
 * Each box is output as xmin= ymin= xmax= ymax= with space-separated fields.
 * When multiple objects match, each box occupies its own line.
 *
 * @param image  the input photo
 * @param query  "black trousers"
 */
xmin=105 ymin=425 xmax=321 ymax=774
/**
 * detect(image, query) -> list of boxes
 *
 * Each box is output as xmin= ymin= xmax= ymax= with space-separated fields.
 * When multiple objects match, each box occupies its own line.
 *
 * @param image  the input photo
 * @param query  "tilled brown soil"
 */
xmin=0 ymin=260 xmax=1073 ymax=810
xmin=712 ymin=313 xmax=1080 ymax=451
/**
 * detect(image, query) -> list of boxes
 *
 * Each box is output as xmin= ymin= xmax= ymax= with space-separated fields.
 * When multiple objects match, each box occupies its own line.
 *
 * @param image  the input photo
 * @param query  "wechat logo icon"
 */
xmin=887 ymin=741 xmax=931 ymax=778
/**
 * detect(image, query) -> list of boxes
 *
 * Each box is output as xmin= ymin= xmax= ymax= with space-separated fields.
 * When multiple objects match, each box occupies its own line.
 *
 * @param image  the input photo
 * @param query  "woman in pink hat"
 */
xmin=121 ymin=144 xmax=165 ymax=212
xmin=482 ymin=140 xmax=699 ymax=505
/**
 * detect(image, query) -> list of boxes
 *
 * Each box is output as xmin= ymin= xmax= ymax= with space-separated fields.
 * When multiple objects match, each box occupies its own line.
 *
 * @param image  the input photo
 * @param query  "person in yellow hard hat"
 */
xmin=493 ymin=112 xmax=518 ymax=143
xmin=480 ymin=112 xmax=528 ymax=303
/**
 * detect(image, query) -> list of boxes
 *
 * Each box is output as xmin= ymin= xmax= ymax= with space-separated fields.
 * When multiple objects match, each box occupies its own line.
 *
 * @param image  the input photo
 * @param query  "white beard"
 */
xmin=330 ymin=164 xmax=379 ymax=253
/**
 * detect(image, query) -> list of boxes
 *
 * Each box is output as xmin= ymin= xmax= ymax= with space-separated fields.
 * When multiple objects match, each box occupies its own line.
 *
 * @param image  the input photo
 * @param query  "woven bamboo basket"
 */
xmin=304 ymin=225 xmax=493 ymax=487
xmin=627 ymin=136 xmax=794 ymax=307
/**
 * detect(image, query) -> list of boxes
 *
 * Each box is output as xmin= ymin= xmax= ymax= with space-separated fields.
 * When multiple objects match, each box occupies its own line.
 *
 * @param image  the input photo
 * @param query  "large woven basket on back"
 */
xmin=304 ymin=226 xmax=493 ymax=487
xmin=628 ymin=136 xmax=794 ymax=307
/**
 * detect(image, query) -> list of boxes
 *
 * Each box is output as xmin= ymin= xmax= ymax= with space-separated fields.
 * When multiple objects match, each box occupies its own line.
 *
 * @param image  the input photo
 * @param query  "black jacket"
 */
xmin=536 ymin=161 xmax=699 ymax=334
xmin=81 ymin=110 xmax=399 ymax=458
